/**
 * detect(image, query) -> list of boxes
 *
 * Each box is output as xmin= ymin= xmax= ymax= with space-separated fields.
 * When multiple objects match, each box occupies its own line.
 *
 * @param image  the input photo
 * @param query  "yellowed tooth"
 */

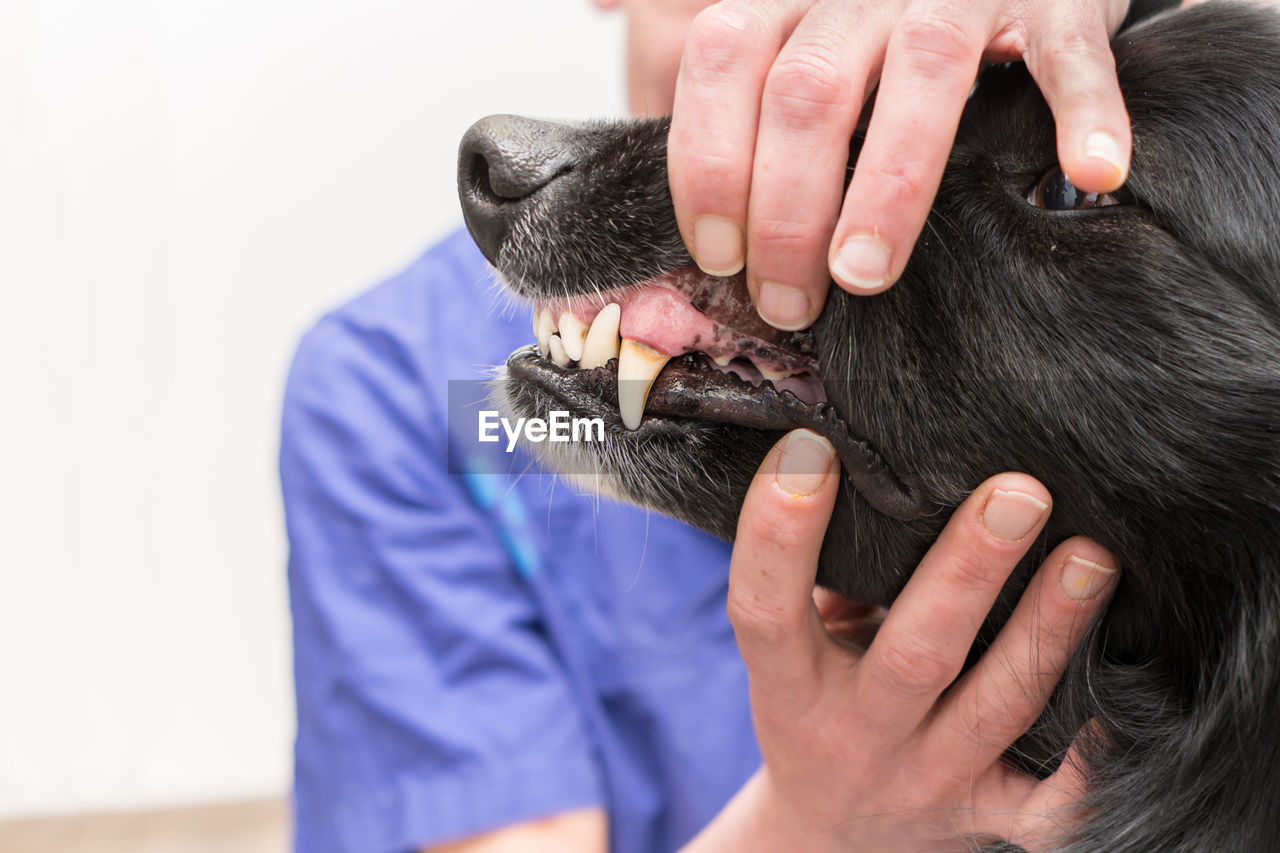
xmin=712 ymin=354 xmax=734 ymax=367
xmin=558 ymin=312 xmax=589 ymax=362
xmin=579 ymin=303 xmax=622 ymax=369
xmin=535 ymin=308 xmax=555 ymax=357
xmin=549 ymin=334 xmax=571 ymax=368
xmin=617 ymin=338 xmax=671 ymax=431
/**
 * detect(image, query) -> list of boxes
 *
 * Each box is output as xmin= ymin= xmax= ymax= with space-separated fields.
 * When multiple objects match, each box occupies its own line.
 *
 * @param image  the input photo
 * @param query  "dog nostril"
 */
xmin=467 ymin=150 xmax=570 ymax=206
xmin=459 ymin=115 xmax=577 ymax=205
xmin=469 ymin=149 xmax=568 ymax=204
xmin=458 ymin=114 xmax=580 ymax=263
xmin=466 ymin=153 xmax=502 ymax=202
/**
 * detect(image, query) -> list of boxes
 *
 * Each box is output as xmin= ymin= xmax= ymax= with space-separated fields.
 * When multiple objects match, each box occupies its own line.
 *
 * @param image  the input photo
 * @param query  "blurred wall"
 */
xmin=0 ymin=0 xmax=626 ymax=817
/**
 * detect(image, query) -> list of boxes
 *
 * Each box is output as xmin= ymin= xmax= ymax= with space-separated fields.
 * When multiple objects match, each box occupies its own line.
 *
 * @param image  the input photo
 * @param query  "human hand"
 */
xmin=684 ymin=429 xmax=1120 ymax=852
xmin=668 ymin=0 xmax=1133 ymax=327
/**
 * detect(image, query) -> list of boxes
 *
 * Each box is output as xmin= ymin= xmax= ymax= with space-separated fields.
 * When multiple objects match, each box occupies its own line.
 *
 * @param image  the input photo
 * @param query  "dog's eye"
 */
xmin=1028 ymin=167 xmax=1119 ymax=211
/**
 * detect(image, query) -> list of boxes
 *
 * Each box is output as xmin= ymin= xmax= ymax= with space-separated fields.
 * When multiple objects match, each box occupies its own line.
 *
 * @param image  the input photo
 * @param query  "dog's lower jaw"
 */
xmin=504 ymin=342 xmax=933 ymax=523
xmin=493 ymin=373 xmax=764 ymax=541
xmin=496 ymin=377 xmax=642 ymax=508
xmin=494 ymin=366 xmax=951 ymax=611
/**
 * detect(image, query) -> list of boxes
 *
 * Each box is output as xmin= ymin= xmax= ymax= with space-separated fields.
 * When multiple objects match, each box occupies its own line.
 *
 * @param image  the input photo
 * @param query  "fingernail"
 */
xmin=775 ymin=430 xmax=836 ymax=497
xmin=757 ymin=281 xmax=812 ymax=331
xmin=1083 ymin=130 xmax=1126 ymax=183
xmin=692 ymin=216 xmax=744 ymax=277
xmin=982 ymin=489 xmax=1049 ymax=542
xmin=831 ymin=233 xmax=891 ymax=291
xmin=1061 ymin=556 xmax=1118 ymax=600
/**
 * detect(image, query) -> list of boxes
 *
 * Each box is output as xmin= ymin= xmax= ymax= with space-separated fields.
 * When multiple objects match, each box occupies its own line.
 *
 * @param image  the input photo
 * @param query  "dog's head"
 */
xmin=458 ymin=4 xmax=1280 ymax=655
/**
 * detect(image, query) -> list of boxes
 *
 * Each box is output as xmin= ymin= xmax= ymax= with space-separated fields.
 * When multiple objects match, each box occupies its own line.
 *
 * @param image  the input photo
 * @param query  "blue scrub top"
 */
xmin=281 ymin=229 xmax=760 ymax=853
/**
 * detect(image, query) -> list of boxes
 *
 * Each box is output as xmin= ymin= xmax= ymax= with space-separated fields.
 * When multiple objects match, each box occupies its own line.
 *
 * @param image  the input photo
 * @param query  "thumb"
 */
xmin=727 ymin=429 xmax=840 ymax=707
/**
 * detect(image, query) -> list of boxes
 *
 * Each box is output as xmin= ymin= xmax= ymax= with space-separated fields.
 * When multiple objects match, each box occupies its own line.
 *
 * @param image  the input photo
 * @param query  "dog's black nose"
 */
xmin=458 ymin=115 xmax=578 ymax=263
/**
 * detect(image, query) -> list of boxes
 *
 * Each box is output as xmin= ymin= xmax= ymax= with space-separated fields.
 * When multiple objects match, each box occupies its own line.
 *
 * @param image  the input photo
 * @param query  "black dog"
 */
xmin=457 ymin=2 xmax=1280 ymax=849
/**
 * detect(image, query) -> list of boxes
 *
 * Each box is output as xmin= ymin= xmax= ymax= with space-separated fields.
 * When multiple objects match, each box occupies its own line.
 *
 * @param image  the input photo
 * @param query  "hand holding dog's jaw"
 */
xmin=666 ymin=0 xmax=1139 ymax=330
xmin=689 ymin=430 xmax=1119 ymax=852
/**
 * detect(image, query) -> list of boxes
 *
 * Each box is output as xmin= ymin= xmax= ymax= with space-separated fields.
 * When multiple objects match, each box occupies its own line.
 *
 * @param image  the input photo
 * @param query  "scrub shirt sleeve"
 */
xmin=280 ymin=310 xmax=604 ymax=853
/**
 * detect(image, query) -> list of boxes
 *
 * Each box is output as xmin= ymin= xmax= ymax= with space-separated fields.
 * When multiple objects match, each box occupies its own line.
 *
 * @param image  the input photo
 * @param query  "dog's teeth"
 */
xmin=558 ymin=312 xmax=588 ymax=362
xmin=535 ymin=308 xmax=555 ymax=357
xmin=549 ymin=334 xmax=571 ymax=368
xmin=580 ymin=303 xmax=621 ymax=369
xmin=712 ymin=354 xmax=734 ymax=367
xmin=617 ymin=338 xmax=671 ymax=431
xmin=758 ymin=365 xmax=791 ymax=384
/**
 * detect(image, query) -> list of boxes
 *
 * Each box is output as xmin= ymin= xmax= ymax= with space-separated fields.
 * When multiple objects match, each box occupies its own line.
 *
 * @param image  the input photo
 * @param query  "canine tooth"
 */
xmin=558 ymin=312 xmax=588 ymax=362
xmin=712 ymin=354 xmax=734 ymax=367
xmin=617 ymin=338 xmax=671 ymax=431
xmin=535 ymin=308 xmax=555 ymax=357
xmin=549 ymin=334 xmax=571 ymax=368
xmin=579 ymin=303 xmax=622 ymax=369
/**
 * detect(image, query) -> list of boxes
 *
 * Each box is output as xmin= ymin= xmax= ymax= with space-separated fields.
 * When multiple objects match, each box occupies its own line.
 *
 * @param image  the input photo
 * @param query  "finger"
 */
xmin=1002 ymin=731 xmax=1098 ymax=850
xmin=828 ymin=1 xmax=993 ymax=295
xmin=727 ymin=429 xmax=839 ymax=711
xmin=669 ymin=0 xmax=808 ymax=278
xmin=851 ymin=473 xmax=1052 ymax=735
xmin=1025 ymin=2 xmax=1132 ymax=194
xmin=927 ymin=536 xmax=1119 ymax=772
xmin=745 ymin=0 xmax=897 ymax=329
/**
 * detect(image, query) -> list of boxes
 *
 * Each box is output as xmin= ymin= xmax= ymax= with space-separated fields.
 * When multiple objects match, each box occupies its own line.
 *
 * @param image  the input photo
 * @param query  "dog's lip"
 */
xmin=509 ymin=345 xmax=813 ymax=433
xmin=506 ymin=346 xmax=931 ymax=522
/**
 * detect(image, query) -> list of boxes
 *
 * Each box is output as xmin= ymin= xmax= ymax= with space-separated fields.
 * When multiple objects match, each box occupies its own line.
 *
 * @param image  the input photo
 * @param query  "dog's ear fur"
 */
xmin=1123 ymin=0 xmax=1181 ymax=29
xmin=1116 ymin=6 xmax=1280 ymax=316
xmin=1059 ymin=547 xmax=1280 ymax=852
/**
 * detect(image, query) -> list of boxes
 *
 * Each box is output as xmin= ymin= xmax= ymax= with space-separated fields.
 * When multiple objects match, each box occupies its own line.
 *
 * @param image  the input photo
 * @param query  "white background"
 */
xmin=0 ymin=0 xmax=626 ymax=817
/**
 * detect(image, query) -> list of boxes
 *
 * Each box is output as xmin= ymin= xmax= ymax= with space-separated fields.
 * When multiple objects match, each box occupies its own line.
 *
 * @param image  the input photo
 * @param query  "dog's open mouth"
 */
xmin=511 ymin=266 xmax=822 ymax=427
xmin=504 ymin=265 xmax=930 ymax=521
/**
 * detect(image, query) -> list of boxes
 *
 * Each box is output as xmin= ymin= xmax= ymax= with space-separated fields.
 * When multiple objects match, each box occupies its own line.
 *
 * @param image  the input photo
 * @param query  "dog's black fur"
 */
xmin=459 ymin=3 xmax=1280 ymax=849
